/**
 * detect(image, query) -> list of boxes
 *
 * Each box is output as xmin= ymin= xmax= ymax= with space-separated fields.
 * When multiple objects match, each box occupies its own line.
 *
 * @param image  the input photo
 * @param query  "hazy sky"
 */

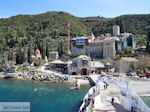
xmin=0 ymin=0 xmax=150 ymax=18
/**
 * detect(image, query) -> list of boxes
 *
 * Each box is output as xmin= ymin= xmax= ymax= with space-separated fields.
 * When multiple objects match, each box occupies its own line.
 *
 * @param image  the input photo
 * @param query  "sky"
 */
xmin=0 ymin=0 xmax=150 ymax=18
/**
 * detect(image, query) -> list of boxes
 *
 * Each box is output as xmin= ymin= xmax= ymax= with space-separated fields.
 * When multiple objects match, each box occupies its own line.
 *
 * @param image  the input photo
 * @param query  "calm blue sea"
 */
xmin=0 ymin=79 xmax=90 ymax=112
xmin=141 ymin=96 xmax=150 ymax=108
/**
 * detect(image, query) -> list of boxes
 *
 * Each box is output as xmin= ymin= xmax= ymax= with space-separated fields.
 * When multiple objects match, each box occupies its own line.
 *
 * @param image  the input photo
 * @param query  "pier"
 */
xmin=79 ymin=75 xmax=150 ymax=112
xmin=79 ymin=75 xmax=128 ymax=112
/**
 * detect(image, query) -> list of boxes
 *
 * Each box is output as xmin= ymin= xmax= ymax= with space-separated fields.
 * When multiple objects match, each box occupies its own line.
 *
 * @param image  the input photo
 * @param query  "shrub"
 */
xmin=21 ymin=67 xmax=29 ymax=71
xmin=34 ymin=59 xmax=45 ymax=66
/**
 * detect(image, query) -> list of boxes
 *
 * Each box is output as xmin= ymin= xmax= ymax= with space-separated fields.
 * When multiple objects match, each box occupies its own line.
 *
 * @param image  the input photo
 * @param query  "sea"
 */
xmin=141 ymin=96 xmax=150 ymax=108
xmin=0 ymin=79 xmax=90 ymax=112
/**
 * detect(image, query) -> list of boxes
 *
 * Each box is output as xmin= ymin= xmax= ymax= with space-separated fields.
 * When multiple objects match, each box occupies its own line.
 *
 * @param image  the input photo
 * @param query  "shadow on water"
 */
xmin=72 ymin=99 xmax=83 ymax=112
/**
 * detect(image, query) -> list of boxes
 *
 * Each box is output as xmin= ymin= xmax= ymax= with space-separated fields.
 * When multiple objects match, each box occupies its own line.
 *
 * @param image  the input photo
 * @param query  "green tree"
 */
xmin=57 ymin=45 xmax=60 ymax=57
xmin=36 ymin=39 xmax=42 ymax=52
xmin=10 ymin=48 xmax=15 ymax=61
xmin=119 ymin=18 xmax=126 ymax=33
xmin=21 ymin=50 xmax=26 ymax=63
xmin=146 ymin=31 xmax=150 ymax=53
xmin=28 ymin=41 xmax=33 ymax=64
xmin=60 ymin=41 xmax=64 ymax=56
xmin=124 ymin=47 xmax=133 ymax=54
xmin=46 ymin=43 xmax=49 ymax=58
xmin=34 ymin=59 xmax=45 ymax=66
xmin=8 ymin=50 xmax=11 ymax=61
xmin=16 ymin=47 xmax=21 ymax=64
xmin=16 ymin=47 xmax=26 ymax=64
xmin=136 ymin=35 xmax=147 ymax=46
xmin=57 ymin=41 xmax=64 ymax=57
xmin=42 ymin=42 xmax=46 ymax=59
xmin=116 ymin=17 xmax=120 ymax=25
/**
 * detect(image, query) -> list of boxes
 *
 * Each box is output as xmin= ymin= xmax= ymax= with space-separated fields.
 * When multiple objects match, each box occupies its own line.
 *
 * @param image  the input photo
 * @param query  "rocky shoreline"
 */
xmin=0 ymin=70 xmax=91 ymax=88
xmin=0 ymin=70 xmax=77 ymax=83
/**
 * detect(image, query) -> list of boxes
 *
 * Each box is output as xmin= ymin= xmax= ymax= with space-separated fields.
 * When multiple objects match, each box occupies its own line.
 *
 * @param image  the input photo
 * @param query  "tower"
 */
xmin=113 ymin=25 xmax=120 ymax=36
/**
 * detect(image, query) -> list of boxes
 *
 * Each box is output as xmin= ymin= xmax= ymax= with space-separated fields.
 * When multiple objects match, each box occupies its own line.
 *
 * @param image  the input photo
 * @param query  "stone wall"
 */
xmin=71 ymin=44 xmax=86 ymax=55
xmin=114 ymin=61 xmax=140 ymax=73
xmin=86 ymin=40 xmax=116 ymax=59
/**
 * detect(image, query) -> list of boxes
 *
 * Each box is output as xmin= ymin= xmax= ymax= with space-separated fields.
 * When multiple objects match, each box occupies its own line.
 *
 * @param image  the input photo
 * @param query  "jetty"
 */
xmin=79 ymin=74 xmax=150 ymax=112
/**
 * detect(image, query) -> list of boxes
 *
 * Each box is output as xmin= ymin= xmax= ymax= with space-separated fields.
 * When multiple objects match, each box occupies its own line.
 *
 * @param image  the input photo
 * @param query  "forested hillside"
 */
xmin=0 ymin=11 xmax=150 ymax=57
xmin=92 ymin=14 xmax=150 ymax=36
xmin=0 ymin=11 xmax=89 ymax=51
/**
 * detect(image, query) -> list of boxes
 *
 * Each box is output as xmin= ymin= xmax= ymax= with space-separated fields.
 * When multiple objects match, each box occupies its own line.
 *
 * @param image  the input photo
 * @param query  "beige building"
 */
xmin=70 ymin=34 xmax=116 ymax=59
xmin=68 ymin=55 xmax=91 ymax=75
xmin=67 ymin=55 xmax=105 ymax=75
xmin=115 ymin=57 xmax=140 ymax=73
xmin=67 ymin=60 xmax=78 ymax=75
xmin=49 ymin=55 xmax=105 ymax=75
xmin=86 ymin=39 xmax=116 ymax=59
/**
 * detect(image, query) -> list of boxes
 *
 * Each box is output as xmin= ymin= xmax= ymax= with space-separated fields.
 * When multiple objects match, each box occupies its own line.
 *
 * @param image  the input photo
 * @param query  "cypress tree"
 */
xmin=120 ymin=18 xmax=125 ymax=33
xmin=116 ymin=18 xmax=126 ymax=33
xmin=10 ymin=48 xmax=15 ymax=61
xmin=116 ymin=17 xmax=120 ymax=25
xmin=16 ymin=48 xmax=19 ymax=64
xmin=60 ymin=41 xmax=63 ymax=56
xmin=16 ymin=47 xmax=22 ymax=64
xmin=57 ymin=45 xmax=60 ymax=57
xmin=46 ymin=43 xmax=49 ymax=58
xmin=57 ymin=41 xmax=63 ymax=57
xmin=37 ymin=39 xmax=42 ymax=52
xmin=21 ymin=49 xmax=26 ymax=63
xmin=42 ymin=42 xmax=46 ymax=59
xmin=147 ymin=31 xmax=150 ymax=53
xmin=8 ymin=50 xmax=11 ymax=61
xmin=28 ymin=42 xmax=33 ymax=64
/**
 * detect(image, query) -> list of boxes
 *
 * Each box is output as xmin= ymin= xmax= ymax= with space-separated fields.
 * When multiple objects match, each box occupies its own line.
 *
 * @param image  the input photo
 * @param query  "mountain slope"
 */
xmin=0 ymin=11 xmax=150 ymax=52
xmin=90 ymin=14 xmax=150 ymax=36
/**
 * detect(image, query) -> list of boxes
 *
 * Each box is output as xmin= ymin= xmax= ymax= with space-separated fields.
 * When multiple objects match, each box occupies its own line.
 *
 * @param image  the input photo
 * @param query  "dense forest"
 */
xmin=0 ymin=11 xmax=150 ymax=61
